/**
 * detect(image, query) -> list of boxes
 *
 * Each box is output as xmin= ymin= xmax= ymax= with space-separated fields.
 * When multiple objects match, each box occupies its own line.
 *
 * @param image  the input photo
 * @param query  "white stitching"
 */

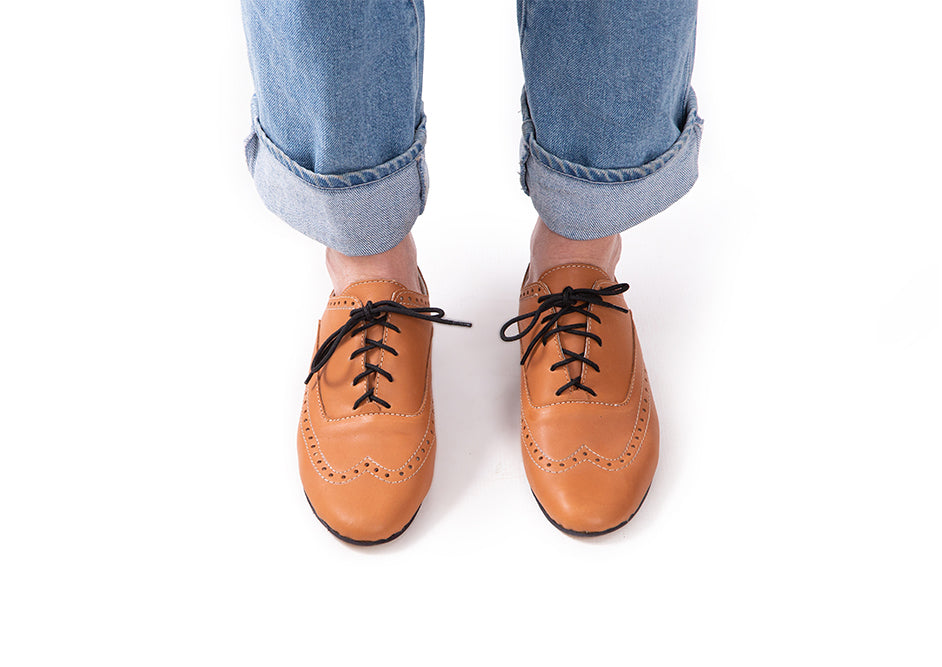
xmin=518 ymin=266 xmax=636 ymax=407
xmin=313 ymin=285 xmax=432 ymax=421
xmin=314 ymin=363 xmax=431 ymax=421
xmin=301 ymin=392 xmax=435 ymax=485
xmin=522 ymin=326 xmax=638 ymax=409
xmin=518 ymin=263 xmax=610 ymax=297
xmin=521 ymin=370 xmax=652 ymax=475
xmin=373 ymin=289 xmax=430 ymax=402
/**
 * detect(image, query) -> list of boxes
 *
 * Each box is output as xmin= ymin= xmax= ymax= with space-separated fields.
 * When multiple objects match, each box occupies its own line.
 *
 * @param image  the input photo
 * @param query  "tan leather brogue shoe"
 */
xmin=297 ymin=276 xmax=469 ymax=545
xmin=500 ymin=263 xmax=658 ymax=535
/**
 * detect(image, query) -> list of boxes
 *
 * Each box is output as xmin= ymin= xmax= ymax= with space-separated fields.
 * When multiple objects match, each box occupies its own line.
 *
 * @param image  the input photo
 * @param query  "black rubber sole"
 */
xmin=304 ymin=492 xmax=420 ymax=546
xmin=532 ymin=485 xmax=651 ymax=537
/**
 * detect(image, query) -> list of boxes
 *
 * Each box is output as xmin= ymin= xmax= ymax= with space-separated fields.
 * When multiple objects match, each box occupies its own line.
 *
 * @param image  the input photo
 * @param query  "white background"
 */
xmin=1 ymin=1 xmax=940 ymax=664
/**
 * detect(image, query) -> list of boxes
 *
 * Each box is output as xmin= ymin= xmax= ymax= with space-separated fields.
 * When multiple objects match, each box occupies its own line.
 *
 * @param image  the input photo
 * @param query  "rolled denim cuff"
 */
xmin=244 ymin=97 xmax=429 ymax=256
xmin=519 ymin=89 xmax=703 ymax=241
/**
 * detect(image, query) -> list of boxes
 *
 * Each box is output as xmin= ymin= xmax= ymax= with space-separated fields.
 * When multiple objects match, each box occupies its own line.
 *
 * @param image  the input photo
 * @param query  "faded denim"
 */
xmin=241 ymin=0 xmax=701 ymax=256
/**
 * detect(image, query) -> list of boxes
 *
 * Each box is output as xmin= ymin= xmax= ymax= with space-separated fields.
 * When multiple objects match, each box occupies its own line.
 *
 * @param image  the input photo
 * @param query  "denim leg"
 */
xmin=241 ymin=0 xmax=427 ymax=256
xmin=517 ymin=0 xmax=703 ymax=240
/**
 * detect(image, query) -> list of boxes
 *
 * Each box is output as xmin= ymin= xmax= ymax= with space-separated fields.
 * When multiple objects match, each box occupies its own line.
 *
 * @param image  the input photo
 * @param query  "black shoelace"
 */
xmin=305 ymin=300 xmax=471 ymax=410
xmin=499 ymin=283 xmax=630 ymax=396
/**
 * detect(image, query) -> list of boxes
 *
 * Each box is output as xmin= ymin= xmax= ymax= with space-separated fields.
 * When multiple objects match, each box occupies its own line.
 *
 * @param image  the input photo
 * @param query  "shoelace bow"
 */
xmin=499 ymin=283 xmax=629 ymax=396
xmin=305 ymin=299 xmax=471 ymax=410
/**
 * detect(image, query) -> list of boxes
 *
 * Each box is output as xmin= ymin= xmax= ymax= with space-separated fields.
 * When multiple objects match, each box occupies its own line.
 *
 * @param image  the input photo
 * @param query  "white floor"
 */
xmin=1 ymin=1 xmax=940 ymax=665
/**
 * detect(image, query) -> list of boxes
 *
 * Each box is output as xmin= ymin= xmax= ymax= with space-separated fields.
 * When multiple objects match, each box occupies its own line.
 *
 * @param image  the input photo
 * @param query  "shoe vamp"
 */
xmin=303 ymin=396 xmax=433 ymax=472
xmin=523 ymin=396 xmax=647 ymax=462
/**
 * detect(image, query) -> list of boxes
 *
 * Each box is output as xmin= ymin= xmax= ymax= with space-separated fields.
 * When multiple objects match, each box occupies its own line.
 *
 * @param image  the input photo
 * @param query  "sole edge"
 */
xmin=532 ymin=485 xmax=651 ymax=537
xmin=303 ymin=492 xmax=421 ymax=546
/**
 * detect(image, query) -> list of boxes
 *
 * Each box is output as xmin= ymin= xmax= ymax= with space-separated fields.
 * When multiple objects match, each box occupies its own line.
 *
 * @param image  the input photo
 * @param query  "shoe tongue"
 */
xmin=321 ymin=279 xmax=415 ymax=416
xmin=537 ymin=264 xmax=612 ymax=293
xmin=535 ymin=264 xmax=613 ymax=393
xmin=338 ymin=279 xmax=410 ymax=306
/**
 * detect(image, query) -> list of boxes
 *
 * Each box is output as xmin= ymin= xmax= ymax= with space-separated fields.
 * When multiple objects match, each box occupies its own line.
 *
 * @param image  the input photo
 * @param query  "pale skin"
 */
xmin=326 ymin=217 xmax=621 ymax=294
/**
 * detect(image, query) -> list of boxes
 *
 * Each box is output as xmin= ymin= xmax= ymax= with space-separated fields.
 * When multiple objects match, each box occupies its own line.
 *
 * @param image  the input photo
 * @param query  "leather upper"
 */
xmin=297 ymin=279 xmax=437 ymax=542
xmin=515 ymin=263 xmax=659 ymax=533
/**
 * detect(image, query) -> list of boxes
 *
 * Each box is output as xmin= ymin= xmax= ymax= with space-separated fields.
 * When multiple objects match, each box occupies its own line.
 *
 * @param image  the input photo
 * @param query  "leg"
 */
xmin=240 ymin=1 xmax=470 ymax=544
xmin=517 ymin=0 xmax=701 ymax=277
xmin=505 ymin=0 xmax=701 ymax=534
xmin=242 ymin=0 xmax=426 ymax=290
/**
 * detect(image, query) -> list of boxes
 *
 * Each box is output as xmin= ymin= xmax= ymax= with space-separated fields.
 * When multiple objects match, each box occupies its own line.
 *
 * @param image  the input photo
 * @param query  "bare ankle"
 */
xmin=528 ymin=217 xmax=621 ymax=281
xmin=325 ymin=234 xmax=422 ymax=294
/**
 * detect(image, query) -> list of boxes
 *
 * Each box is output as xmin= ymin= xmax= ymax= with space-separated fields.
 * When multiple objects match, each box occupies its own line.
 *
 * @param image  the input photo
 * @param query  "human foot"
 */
xmin=298 ymin=273 xmax=470 ymax=544
xmin=325 ymin=232 xmax=422 ymax=294
xmin=527 ymin=217 xmax=621 ymax=283
xmin=500 ymin=262 xmax=658 ymax=535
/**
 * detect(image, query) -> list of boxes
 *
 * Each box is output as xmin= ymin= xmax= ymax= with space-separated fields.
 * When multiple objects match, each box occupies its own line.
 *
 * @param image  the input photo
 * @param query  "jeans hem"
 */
xmin=519 ymin=88 xmax=703 ymax=240
xmin=244 ymin=97 xmax=429 ymax=256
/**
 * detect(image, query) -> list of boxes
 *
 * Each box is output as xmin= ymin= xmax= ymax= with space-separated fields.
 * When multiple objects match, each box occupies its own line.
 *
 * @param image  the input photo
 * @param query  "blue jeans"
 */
xmin=241 ymin=0 xmax=702 ymax=256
